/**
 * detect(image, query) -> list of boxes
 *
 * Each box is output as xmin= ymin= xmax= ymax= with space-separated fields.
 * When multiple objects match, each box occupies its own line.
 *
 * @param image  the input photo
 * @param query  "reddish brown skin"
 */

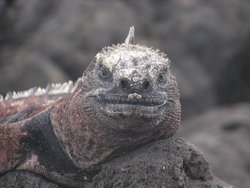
xmin=0 ymin=95 xmax=64 ymax=173
xmin=0 ymin=122 xmax=26 ymax=173
xmin=0 ymin=96 xmax=62 ymax=120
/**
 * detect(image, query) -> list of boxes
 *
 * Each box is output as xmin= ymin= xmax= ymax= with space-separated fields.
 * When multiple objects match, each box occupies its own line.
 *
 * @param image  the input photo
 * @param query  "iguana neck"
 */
xmin=50 ymin=88 xmax=162 ymax=170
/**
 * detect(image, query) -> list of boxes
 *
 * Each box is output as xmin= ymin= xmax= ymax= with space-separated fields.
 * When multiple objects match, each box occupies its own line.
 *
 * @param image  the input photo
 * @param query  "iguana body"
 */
xmin=0 ymin=27 xmax=181 ymax=187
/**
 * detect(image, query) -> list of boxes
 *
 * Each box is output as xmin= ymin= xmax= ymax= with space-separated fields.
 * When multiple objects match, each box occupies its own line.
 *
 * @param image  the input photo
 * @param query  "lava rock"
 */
xmin=0 ymin=171 xmax=60 ymax=188
xmin=92 ymin=138 xmax=233 ymax=188
xmin=178 ymin=103 xmax=250 ymax=188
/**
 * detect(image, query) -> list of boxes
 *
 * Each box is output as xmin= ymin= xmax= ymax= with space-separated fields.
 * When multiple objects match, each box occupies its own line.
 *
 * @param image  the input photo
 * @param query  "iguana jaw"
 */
xmin=97 ymin=93 xmax=167 ymax=118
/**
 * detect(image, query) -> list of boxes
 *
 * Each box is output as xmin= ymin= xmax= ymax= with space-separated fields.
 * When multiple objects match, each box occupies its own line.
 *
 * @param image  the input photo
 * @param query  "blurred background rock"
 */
xmin=0 ymin=0 xmax=249 ymax=187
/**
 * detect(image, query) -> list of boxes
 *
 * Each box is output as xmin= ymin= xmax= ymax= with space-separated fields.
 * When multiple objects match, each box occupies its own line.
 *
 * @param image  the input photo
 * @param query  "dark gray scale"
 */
xmin=21 ymin=108 xmax=93 ymax=183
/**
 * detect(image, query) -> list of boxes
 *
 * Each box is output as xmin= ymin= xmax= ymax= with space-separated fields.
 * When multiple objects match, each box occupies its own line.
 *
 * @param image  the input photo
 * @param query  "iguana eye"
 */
xmin=157 ymin=72 xmax=167 ymax=83
xmin=99 ymin=64 xmax=112 ymax=80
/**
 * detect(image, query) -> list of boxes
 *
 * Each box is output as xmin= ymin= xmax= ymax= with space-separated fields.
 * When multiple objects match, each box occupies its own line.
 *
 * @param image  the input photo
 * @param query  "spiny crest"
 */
xmin=125 ymin=26 xmax=135 ymax=45
xmin=0 ymin=78 xmax=81 ymax=102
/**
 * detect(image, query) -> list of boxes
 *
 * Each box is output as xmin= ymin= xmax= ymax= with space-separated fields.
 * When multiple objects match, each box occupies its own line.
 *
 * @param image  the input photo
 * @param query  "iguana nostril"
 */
xmin=120 ymin=78 xmax=151 ymax=91
xmin=120 ymin=79 xmax=129 ymax=89
xmin=142 ymin=80 xmax=150 ymax=90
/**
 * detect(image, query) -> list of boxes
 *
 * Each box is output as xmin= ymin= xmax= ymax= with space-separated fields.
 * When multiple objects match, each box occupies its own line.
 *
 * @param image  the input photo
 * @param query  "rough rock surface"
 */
xmin=0 ymin=171 xmax=60 ymax=188
xmin=0 ymin=138 xmax=233 ymax=188
xmin=92 ymin=138 xmax=232 ymax=188
xmin=178 ymin=103 xmax=250 ymax=188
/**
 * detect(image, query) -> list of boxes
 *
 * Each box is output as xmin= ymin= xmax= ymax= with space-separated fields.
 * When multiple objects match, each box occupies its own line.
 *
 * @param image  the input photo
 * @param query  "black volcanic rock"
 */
xmin=93 ymin=138 xmax=232 ymax=188
xmin=179 ymin=103 xmax=250 ymax=188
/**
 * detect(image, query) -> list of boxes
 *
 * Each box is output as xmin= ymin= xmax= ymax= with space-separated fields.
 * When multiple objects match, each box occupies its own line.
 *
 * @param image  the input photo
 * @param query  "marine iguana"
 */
xmin=0 ymin=27 xmax=181 ymax=187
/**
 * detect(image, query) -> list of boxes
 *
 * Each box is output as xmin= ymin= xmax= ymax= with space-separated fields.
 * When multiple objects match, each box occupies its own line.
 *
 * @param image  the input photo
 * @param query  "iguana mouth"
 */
xmin=97 ymin=93 xmax=166 ymax=118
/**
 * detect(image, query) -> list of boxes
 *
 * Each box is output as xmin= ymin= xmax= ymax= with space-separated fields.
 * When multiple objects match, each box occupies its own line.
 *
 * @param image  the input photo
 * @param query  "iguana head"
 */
xmin=51 ymin=27 xmax=181 ymax=170
xmin=79 ymin=27 xmax=181 ymax=133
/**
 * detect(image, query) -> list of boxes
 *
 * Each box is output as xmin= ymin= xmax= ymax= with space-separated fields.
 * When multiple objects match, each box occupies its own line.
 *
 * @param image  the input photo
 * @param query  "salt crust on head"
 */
xmin=96 ymin=44 xmax=170 ymax=71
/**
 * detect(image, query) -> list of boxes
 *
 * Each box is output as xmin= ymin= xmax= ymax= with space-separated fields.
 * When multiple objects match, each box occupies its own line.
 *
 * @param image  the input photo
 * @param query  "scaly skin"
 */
xmin=0 ymin=27 xmax=181 ymax=187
